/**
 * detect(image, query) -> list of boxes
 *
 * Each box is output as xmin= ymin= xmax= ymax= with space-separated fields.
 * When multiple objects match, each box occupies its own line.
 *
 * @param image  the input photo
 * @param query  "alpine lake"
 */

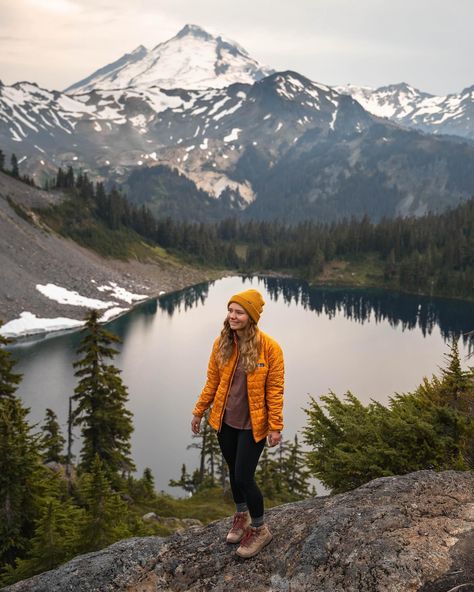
xmin=7 ymin=275 xmax=474 ymax=495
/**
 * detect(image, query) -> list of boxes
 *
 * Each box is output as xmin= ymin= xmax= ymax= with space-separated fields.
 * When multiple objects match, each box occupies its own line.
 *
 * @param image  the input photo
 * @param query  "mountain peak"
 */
xmin=66 ymin=25 xmax=274 ymax=93
xmin=175 ymin=24 xmax=214 ymax=41
xmin=129 ymin=44 xmax=148 ymax=56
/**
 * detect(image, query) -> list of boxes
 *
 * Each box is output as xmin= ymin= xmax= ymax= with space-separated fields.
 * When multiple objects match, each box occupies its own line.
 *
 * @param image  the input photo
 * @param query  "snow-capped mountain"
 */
xmin=0 ymin=72 xmax=362 ymax=205
xmin=337 ymin=82 xmax=474 ymax=141
xmin=64 ymin=24 xmax=274 ymax=94
xmin=2 ymin=70 xmax=474 ymax=223
xmin=2 ymin=21 xmax=474 ymax=224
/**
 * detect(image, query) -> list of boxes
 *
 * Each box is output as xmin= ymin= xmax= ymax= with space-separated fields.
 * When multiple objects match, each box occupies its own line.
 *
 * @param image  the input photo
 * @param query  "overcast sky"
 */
xmin=1 ymin=0 xmax=472 ymax=95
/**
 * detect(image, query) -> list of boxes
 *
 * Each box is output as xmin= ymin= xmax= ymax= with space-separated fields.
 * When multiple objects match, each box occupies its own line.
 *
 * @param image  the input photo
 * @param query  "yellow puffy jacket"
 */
xmin=192 ymin=330 xmax=284 ymax=442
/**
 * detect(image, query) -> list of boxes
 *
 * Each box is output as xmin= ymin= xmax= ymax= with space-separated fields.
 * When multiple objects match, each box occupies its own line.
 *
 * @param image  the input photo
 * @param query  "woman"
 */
xmin=191 ymin=288 xmax=284 ymax=559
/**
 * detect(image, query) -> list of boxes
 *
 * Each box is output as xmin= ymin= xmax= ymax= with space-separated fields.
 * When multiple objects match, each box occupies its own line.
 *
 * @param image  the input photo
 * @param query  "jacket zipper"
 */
xmin=217 ymin=346 xmax=239 ymax=433
xmin=218 ymin=347 xmax=259 ymax=442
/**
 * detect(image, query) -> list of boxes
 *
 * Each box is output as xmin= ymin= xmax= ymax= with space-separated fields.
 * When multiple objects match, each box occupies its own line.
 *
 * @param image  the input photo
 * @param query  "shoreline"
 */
xmin=2 ymin=268 xmax=229 ymax=343
xmin=4 ymin=267 xmax=474 ymax=343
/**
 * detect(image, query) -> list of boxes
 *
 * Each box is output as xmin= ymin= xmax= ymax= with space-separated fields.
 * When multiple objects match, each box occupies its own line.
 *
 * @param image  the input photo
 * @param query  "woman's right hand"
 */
xmin=191 ymin=415 xmax=202 ymax=434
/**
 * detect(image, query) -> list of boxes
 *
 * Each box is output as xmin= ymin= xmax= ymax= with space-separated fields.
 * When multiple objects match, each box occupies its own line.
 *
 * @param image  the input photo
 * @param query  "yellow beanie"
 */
xmin=228 ymin=289 xmax=265 ymax=324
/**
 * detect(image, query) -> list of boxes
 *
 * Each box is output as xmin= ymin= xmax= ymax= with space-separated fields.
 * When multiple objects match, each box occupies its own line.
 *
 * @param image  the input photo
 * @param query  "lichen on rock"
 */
xmin=4 ymin=470 xmax=474 ymax=592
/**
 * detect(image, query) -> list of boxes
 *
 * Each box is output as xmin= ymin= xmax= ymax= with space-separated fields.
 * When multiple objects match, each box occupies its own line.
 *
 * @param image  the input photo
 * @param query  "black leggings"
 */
xmin=217 ymin=422 xmax=266 ymax=519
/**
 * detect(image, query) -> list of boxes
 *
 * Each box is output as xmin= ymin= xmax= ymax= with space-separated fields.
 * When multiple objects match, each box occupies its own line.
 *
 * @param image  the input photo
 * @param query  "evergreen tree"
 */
xmin=0 ymin=324 xmax=22 ymax=401
xmin=39 ymin=408 xmax=66 ymax=463
xmin=169 ymin=463 xmax=201 ymax=494
xmin=71 ymin=309 xmax=135 ymax=480
xmin=437 ymin=340 xmax=474 ymax=414
xmin=0 ymin=149 xmax=5 ymax=171
xmin=141 ymin=467 xmax=156 ymax=500
xmin=0 ymin=397 xmax=44 ymax=568
xmin=65 ymin=166 xmax=74 ymax=189
xmin=0 ymin=498 xmax=83 ymax=585
xmin=204 ymin=426 xmax=222 ymax=486
xmin=10 ymin=154 xmax=19 ymax=178
xmin=55 ymin=167 xmax=65 ymax=188
xmin=76 ymin=455 xmax=130 ymax=553
xmin=303 ymin=347 xmax=474 ymax=493
xmin=285 ymin=435 xmax=311 ymax=498
xmin=255 ymin=447 xmax=277 ymax=499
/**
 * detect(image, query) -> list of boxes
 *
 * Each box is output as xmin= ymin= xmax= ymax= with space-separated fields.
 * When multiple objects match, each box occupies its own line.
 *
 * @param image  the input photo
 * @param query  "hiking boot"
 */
xmin=236 ymin=524 xmax=273 ymax=558
xmin=226 ymin=511 xmax=251 ymax=544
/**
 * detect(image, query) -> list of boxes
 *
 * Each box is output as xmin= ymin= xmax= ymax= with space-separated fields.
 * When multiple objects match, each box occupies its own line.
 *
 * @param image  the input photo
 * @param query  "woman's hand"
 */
xmin=267 ymin=431 xmax=281 ymax=447
xmin=191 ymin=415 xmax=202 ymax=434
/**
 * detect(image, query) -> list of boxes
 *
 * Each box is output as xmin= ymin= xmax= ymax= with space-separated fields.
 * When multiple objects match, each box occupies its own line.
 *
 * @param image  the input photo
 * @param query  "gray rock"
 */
xmin=2 ymin=537 xmax=165 ymax=592
xmin=0 ymin=171 xmax=221 ymax=331
xmin=4 ymin=470 xmax=474 ymax=592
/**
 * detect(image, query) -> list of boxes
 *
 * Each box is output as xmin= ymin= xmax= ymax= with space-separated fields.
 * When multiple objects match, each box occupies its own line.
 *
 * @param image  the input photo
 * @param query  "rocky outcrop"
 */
xmin=4 ymin=470 xmax=474 ymax=592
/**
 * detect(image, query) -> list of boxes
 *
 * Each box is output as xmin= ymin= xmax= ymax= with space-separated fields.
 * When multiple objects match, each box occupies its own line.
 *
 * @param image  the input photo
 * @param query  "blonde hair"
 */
xmin=217 ymin=319 xmax=260 ymax=374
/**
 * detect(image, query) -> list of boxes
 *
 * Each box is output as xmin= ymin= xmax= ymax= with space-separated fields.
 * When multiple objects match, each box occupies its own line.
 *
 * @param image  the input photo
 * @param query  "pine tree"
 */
xmin=55 ymin=167 xmax=65 ymax=188
xmin=76 ymin=455 xmax=130 ymax=553
xmin=284 ymin=435 xmax=311 ymax=498
xmin=204 ymin=427 xmax=222 ymax=486
xmin=0 ymin=324 xmax=22 ymax=401
xmin=438 ymin=340 xmax=474 ymax=414
xmin=0 ymin=397 xmax=44 ymax=568
xmin=65 ymin=396 xmax=75 ymax=492
xmin=140 ymin=467 xmax=156 ymax=500
xmin=0 ymin=149 xmax=5 ymax=171
xmin=256 ymin=447 xmax=277 ymax=499
xmin=169 ymin=463 xmax=201 ymax=494
xmin=39 ymin=408 xmax=66 ymax=463
xmin=65 ymin=166 xmax=74 ymax=189
xmin=0 ymin=498 xmax=83 ymax=585
xmin=71 ymin=309 xmax=135 ymax=480
xmin=303 ymin=346 xmax=474 ymax=493
xmin=10 ymin=154 xmax=19 ymax=178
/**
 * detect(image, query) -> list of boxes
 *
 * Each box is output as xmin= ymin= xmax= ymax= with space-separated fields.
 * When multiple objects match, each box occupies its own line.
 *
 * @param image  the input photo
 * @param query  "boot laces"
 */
xmin=230 ymin=512 xmax=247 ymax=533
xmin=240 ymin=526 xmax=257 ymax=547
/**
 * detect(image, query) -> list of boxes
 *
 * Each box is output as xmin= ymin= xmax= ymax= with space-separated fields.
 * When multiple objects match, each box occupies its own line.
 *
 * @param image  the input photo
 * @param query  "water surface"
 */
xmin=9 ymin=276 xmax=474 ymax=494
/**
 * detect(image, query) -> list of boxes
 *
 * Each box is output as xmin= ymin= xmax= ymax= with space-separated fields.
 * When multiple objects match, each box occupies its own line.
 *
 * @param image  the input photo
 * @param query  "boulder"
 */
xmin=4 ymin=470 xmax=473 ymax=591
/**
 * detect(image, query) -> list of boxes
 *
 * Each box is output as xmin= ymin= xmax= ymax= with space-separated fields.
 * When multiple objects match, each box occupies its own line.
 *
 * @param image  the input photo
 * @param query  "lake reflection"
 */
xmin=8 ymin=276 xmax=474 ymax=495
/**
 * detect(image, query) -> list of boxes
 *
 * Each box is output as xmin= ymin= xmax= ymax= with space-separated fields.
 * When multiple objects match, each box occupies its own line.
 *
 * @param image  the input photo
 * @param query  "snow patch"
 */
xmin=36 ymin=283 xmax=117 ymax=309
xmin=213 ymin=100 xmax=243 ymax=121
xmin=100 ymin=307 xmax=129 ymax=322
xmin=95 ymin=282 xmax=147 ymax=303
xmin=0 ymin=312 xmax=83 ymax=338
xmin=224 ymin=128 xmax=241 ymax=142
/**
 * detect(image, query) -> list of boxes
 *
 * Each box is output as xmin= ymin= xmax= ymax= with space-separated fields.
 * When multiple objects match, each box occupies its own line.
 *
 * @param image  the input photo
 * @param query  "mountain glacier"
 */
xmin=64 ymin=24 xmax=274 ymax=94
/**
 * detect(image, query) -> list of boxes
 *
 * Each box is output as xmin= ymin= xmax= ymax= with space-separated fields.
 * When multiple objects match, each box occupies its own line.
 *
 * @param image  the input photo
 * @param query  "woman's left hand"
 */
xmin=267 ymin=431 xmax=282 ymax=447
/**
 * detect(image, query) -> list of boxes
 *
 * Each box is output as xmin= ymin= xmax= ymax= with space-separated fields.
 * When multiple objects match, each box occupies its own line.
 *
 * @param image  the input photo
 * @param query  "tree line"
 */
xmin=49 ymin=165 xmax=474 ymax=301
xmin=2 ymin=156 xmax=474 ymax=302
